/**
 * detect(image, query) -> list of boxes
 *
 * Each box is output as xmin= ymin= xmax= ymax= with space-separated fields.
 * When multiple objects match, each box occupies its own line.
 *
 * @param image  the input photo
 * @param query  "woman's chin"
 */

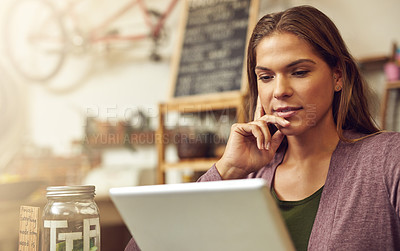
xmin=278 ymin=124 xmax=306 ymax=136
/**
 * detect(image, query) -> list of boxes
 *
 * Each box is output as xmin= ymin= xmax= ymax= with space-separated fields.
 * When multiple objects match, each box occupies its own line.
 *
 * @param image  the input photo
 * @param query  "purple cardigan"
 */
xmin=125 ymin=131 xmax=400 ymax=250
xmin=198 ymin=130 xmax=400 ymax=250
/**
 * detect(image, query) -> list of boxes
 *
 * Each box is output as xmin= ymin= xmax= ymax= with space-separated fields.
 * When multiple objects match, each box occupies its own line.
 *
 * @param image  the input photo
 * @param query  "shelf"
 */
xmin=160 ymin=158 xmax=219 ymax=172
xmin=380 ymin=80 xmax=400 ymax=129
xmin=357 ymin=55 xmax=389 ymax=64
xmin=357 ymin=55 xmax=389 ymax=71
xmin=386 ymin=80 xmax=400 ymax=89
xmin=157 ymin=96 xmax=246 ymax=184
xmin=160 ymin=94 xmax=246 ymax=113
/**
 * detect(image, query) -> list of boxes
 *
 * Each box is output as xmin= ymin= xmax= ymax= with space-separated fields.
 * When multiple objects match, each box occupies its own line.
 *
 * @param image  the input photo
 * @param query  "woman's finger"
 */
xmin=251 ymin=114 xmax=289 ymax=150
xmin=269 ymin=130 xmax=285 ymax=152
xmin=249 ymin=120 xmax=271 ymax=150
xmin=258 ymin=114 xmax=290 ymax=129
xmin=233 ymin=123 xmax=266 ymax=150
xmin=254 ymin=96 xmax=265 ymax=121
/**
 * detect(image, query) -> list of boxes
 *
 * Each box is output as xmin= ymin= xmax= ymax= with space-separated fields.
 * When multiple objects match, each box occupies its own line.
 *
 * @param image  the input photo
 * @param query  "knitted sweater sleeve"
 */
xmin=196 ymin=164 xmax=223 ymax=182
xmin=383 ymin=132 xmax=400 ymax=217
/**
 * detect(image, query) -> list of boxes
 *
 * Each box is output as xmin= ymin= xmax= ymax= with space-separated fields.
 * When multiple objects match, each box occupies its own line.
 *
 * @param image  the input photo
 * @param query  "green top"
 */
xmin=271 ymin=186 xmax=324 ymax=251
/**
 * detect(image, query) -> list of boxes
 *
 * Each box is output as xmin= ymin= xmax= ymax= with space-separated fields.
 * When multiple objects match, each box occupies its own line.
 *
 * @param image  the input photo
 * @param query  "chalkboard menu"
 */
xmin=172 ymin=0 xmax=258 ymax=98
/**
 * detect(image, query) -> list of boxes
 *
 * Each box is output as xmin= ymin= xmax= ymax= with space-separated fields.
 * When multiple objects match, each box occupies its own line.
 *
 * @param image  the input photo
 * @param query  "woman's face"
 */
xmin=255 ymin=32 xmax=340 ymax=136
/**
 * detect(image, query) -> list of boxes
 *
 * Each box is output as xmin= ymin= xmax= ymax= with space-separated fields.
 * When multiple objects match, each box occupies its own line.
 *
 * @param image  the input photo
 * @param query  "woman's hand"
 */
xmin=216 ymin=97 xmax=289 ymax=179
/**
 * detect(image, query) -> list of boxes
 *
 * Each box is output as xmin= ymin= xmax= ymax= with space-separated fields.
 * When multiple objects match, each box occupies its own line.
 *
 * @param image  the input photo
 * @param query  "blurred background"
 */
xmin=0 ymin=0 xmax=399 ymax=250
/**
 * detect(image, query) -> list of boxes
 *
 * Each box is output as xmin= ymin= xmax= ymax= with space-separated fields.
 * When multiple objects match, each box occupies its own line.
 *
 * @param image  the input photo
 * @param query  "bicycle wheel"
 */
xmin=4 ymin=0 xmax=67 ymax=82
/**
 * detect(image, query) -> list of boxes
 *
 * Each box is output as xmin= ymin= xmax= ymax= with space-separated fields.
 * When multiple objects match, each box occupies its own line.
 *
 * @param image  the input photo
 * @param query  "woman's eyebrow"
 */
xmin=286 ymin=59 xmax=316 ymax=68
xmin=255 ymin=66 xmax=271 ymax=71
xmin=255 ymin=59 xmax=317 ymax=72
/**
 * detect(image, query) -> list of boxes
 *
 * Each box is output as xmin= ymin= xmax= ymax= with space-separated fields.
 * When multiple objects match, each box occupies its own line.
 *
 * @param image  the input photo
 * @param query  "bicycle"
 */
xmin=3 ymin=0 xmax=180 ymax=94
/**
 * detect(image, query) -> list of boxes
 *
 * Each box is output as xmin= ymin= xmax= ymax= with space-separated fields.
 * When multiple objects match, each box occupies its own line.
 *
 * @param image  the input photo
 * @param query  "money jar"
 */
xmin=41 ymin=185 xmax=101 ymax=251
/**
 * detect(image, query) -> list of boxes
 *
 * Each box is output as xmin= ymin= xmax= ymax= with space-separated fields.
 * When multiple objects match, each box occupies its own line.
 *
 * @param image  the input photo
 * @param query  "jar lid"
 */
xmin=46 ymin=185 xmax=96 ymax=197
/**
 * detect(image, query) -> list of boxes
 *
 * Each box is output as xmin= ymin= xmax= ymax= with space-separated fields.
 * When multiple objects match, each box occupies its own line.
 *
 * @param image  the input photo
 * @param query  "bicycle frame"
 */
xmin=65 ymin=0 xmax=179 ymax=44
xmin=4 ymin=0 xmax=180 ymax=88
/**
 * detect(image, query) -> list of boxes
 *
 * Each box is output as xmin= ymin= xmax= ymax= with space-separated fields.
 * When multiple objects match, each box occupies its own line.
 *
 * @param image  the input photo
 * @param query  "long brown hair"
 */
xmin=247 ymin=5 xmax=379 ymax=141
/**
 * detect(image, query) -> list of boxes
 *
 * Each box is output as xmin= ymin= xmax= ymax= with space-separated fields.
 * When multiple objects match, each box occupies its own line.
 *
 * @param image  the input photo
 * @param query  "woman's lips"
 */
xmin=273 ymin=106 xmax=303 ymax=118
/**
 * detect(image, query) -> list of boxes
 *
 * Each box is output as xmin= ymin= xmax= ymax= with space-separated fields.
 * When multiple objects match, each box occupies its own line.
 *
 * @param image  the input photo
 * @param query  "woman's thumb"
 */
xmin=270 ymin=130 xmax=285 ymax=153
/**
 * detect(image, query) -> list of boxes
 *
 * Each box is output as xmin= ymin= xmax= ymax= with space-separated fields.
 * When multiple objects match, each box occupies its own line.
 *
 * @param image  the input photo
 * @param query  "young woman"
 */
xmin=125 ymin=5 xmax=400 ymax=251
xmin=198 ymin=5 xmax=400 ymax=251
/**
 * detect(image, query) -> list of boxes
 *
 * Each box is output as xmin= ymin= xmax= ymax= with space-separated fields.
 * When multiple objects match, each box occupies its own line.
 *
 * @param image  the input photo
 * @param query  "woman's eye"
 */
xmin=292 ymin=70 xmax=309 ymax=77
xmin=258 ymin=75 xmax=274 ymax=82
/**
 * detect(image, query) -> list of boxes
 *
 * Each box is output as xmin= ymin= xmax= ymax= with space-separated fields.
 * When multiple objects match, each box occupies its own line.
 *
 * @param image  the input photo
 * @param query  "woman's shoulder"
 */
xmin=344 ymin=130 xmax=400 ymax=146
xmin=362 ymin=130 xmax=400 ymax=148
xmin=339 ymin=130 xmax=400 ymax=162
xmin=338 ymin=131 xmax=400 ymax=185
xmin=364 ymin=131 xmax=400 ymax=157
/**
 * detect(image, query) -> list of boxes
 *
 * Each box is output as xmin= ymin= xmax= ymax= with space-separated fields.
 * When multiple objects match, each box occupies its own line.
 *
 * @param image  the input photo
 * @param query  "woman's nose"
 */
xmin=273 ymin=76 xmax=293 ymax=99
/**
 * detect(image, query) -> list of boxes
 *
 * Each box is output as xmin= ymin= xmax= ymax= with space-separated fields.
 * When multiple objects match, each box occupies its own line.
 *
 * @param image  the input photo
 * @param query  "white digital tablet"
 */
xmin=109 ymin=178 xmax=295 ymax=251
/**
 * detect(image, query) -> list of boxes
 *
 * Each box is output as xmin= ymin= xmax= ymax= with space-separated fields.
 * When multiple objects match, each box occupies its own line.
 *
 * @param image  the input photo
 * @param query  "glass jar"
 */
xmin=41 ymin=185 xmax=101 ymax=251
